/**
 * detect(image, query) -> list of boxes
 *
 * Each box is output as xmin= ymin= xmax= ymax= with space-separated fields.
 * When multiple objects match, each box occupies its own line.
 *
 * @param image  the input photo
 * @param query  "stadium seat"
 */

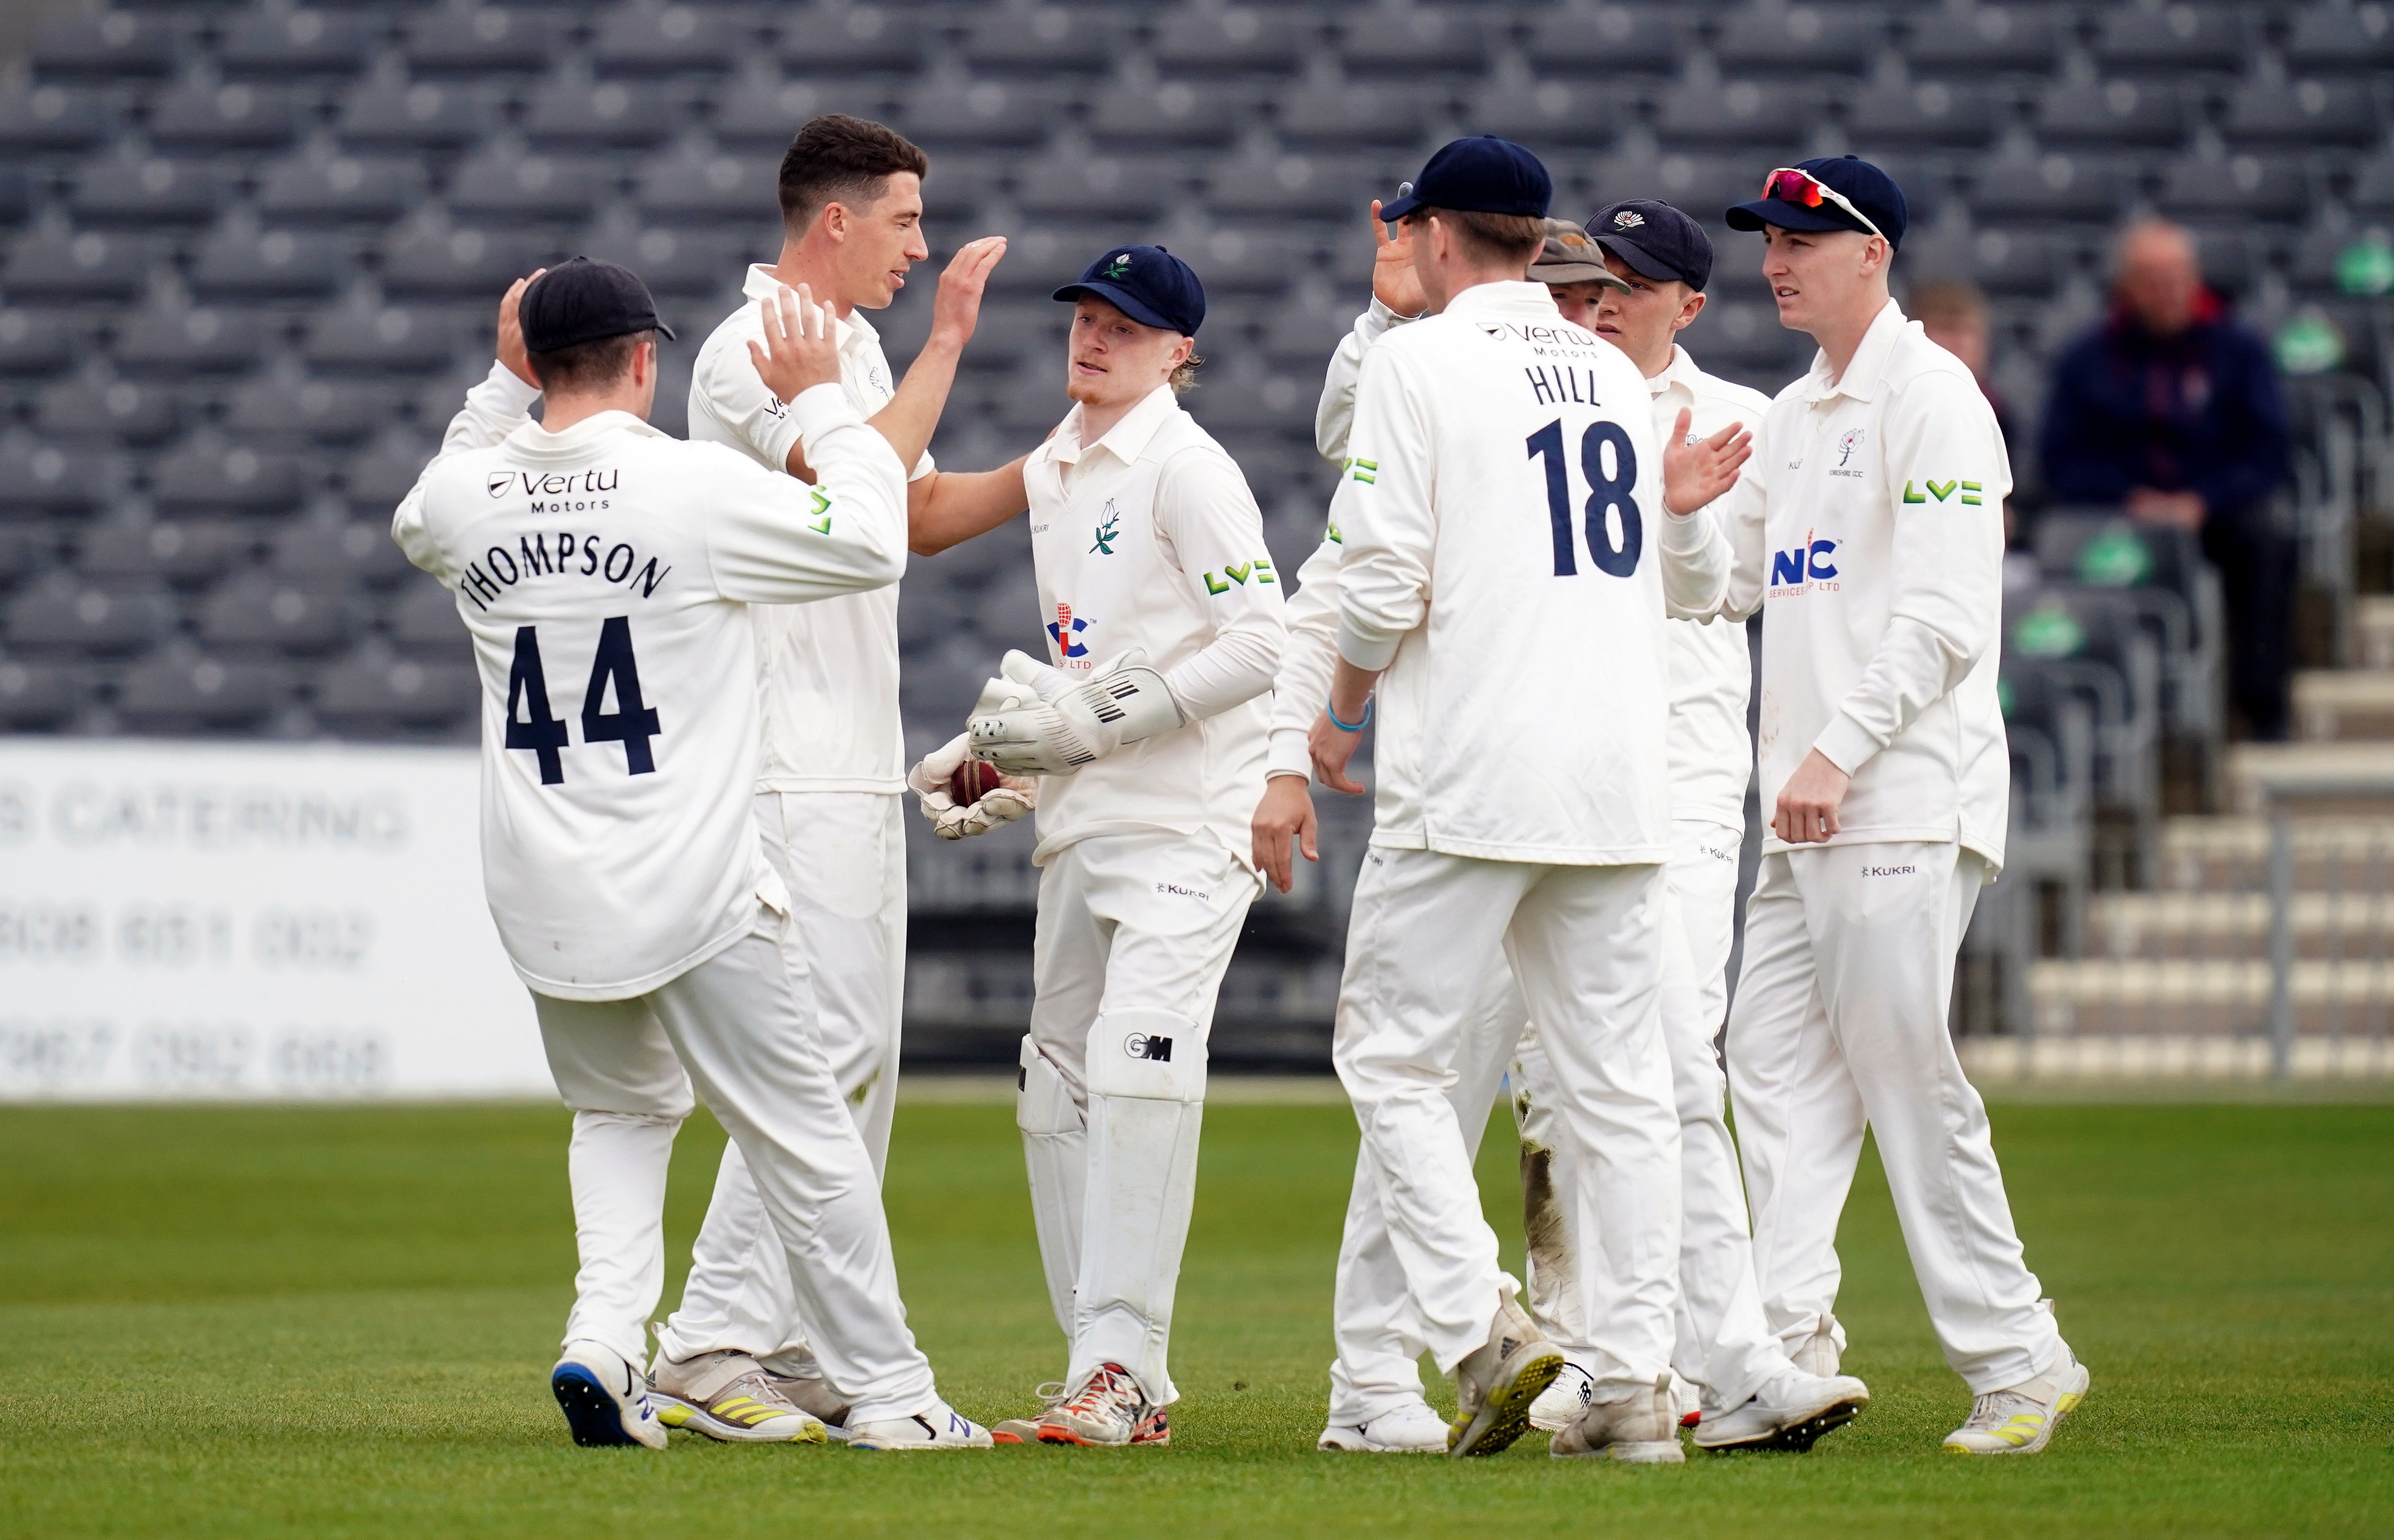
xmin=1901 ymin=4 xmax=2062 ymax=75
xmin=0 ymin=165 xmax=31 ymax=227
xmin=0 ymin=83 xmax=112 ymax=154
xmin=304 ymin=304 xmax=460 ymax=377
xmin=1683 ymin=297 xmax=1811 ymax=374
xmin=257 ymin=153 xmax=427 ymax=226
xmin=2348 ymin=151 xmax=2394 ymax=218
xmin=344 ymin=430 xmax=439 ymax=513
xmin=147 ymin=81 xmax=304 ymax=153
xmin=1278 ymin=80 xmax=1442 ymax=150
xmin=710 ymin=73 xmax=896 ymax=150
xmin=521 ymin=78 xmax=681 ymax=151
xmin=446 ymin=149 xmax=620 ymax=224
xmin=311 ymin=647 xmax=478 ymax=734
xmin=2093 ymin=2 xmax=2249 ymax=74
xmin=403 ymin=7 xmax=560 ymax=75
xmin=336 ymin=78 xmax=498 ymax=151
xmin=2033 ymin=75 xmax=2191 ymax=147
xmin=225 ymin=376 xmax=391 ymax=445
xmin=111 ymin=305 xmax=270 ymax=377
xmin=776 ymin=4 xmax=929 ymax=73
xmin=1257 ymin=291 xmax=1352 ymax=370
xmin=388 ymin=571 xmax=471 ymax=661
xmin=1588 ymin=150 xmax=1758 ymax=229
xmin=1015 ymin=152 xmax=1189 ymax=221
xmin=0 ymin=309 xmax=77 ymax=377
xmin=1711 ymin=3 xmax=1888 ymax=76
xmin=2284 ymin=1 xmax=2394 ymax=74
xmin=1903 ymin=222 xmax=2076 ymax=297
xmin=31 ymin=9 xmax=177 ymax=81
xmin=67 ymin=157 xmax=228 ymax=227
xmin=1518 ymin=6 xmax=1684 ymax=77
xmin=198 ymin=570 xmax=360 ymax=655
xmin=271 ymin=516 xmax=416 ymax=590
xmin=1335 ymin=6 xmax=1491 ymax=79
xmin=1204 ymin=147 xmax=1379 ymax=222
xmin=1464 ymin=79 xmax=1629 ymax=150
xmin=35 ymin=378 xmax=178 ymax=445
xmin=589 ymin=3 xmax=755 ymax=77
xmin=578 ymin=224 xmax=748 ymax=297
xmin=189 ymin=224 xmax=350 ymax=301
xmin=0 ymin=653 xmax=83 ymax=729
xmin=1653 ymin=78 xmax=1817 ymax=151
xmin=216 ymin=8 xmax=381 ymax=79
xmin=2156 ymin=150 xmax=2310 ymax=225
xmin=958 ymin=5 xmax=1131 ymax=76
xmin=149 ymin=443 xmax=310 ymax=517
xmin=896 ymin=78 xmax=1064 ymax=150
xmin=1965 ymin=144 xmax=2139 ymax=224
xmin=0 ymin=438 xmax=109 ymax=517
xmin=3 ymin=573 xmax=178 ymax=655
xmin=2220 ymin=77 xmax=2380 ymax=148
xmin=115 ymin=648 xmax=289 ymax=733
xmin=1151 ymin=7 xmax=1315 ymax=76
xmin=1085 ymin=79 xmax=1244 ymax=147
xmin=633 ymin=147 xmax=778 ymax=225
xmin=1181 ymin=223 xmax=1324 ymax=295
xmin=1845 ymin=79 xmax=2002 ymax=147
xmin=378 ymin=223 xmax=563 ymax=300
xmin=78 ymin=515 xmax=250 ymax=589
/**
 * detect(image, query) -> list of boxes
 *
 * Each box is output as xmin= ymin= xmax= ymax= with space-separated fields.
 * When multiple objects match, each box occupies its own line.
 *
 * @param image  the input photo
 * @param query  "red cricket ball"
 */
xmin=950 ymin=759 xmax=1003 ymax=804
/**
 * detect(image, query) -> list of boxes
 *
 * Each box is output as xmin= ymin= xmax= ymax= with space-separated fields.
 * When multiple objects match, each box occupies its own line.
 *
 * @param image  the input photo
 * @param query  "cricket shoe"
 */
xmin=1790 ymin=1314 xmax=1842 ymax=1377
xmin=552 ymin=1342 xmax=667 ymax=1450
xmin=1943 ymin=1349 xmax=2090 ymax=1456
xmin=847 ymin=1401 xmax=994 ymax=1451
xmin=1527 ymin=1362 xmax=1595 ymax=1433
xmin=1317 ymin=1401 xmax=1450 ymax=1453
xmin=1037 ymin=1364 xmax=1169 ymax=1446
xmin=760 ymin=1368 xmax=851 ymax=1441
xmin=1447 ymin=1293 xmax=1565 ymax=1458
xmin=646 ymin=1349 xmax=828 ymax=1444
xmin=1692 ymin=1368 xmax=1870 ymax=1453
xmin=1549 ymin=1374 xmax=1684 ymax=1464
xmin=989 ymin=1381 xmax=1067 ymax=1445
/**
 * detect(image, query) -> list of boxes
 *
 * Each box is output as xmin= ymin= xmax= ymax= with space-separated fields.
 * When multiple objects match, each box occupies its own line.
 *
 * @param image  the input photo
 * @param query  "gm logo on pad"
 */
xmin=1124 ymin=1032 xmax=1174 ymax=1063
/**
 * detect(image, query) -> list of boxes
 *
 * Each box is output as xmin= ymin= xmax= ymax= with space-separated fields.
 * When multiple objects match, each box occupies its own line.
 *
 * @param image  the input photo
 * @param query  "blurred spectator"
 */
xmin=2039 ymin=219 xmax=2295 ymax=739
xmin=1911 ymin=279 xmax=2021 ymax=539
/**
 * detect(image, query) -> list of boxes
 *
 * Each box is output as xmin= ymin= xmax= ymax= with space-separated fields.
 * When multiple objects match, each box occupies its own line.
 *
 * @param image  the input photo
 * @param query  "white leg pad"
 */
xmin=1071 ymin=1009 xmax=1206 ymax=1407
xmin=1017 ymin=1034 xmax=1087 ymax=1340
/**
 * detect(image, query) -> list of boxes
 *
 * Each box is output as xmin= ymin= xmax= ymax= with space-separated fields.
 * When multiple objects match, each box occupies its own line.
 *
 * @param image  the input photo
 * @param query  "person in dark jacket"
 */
xmin=2040 ymin=219 xmax=2295 ymax=739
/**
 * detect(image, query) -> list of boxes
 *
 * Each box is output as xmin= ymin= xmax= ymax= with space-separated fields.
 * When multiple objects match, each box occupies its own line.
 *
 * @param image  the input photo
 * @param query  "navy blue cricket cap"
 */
xmin=518 ymin=256 xmax=676 ymax=354
xmin=1587 ymin=199 xmax=1715 ymax=293
xmin=1725 ymin=155 xmax=1908 ymax=251
xmin=1378 ymin=135 xmax=1552 ymax=224
xmin=1052 ymin=244 xmax=1205 ymax=335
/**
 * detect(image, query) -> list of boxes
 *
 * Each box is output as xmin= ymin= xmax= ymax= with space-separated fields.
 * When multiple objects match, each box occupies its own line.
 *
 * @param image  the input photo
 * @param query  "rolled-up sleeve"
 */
xmin=1335 ymin=347 xmax=1435 ymax=672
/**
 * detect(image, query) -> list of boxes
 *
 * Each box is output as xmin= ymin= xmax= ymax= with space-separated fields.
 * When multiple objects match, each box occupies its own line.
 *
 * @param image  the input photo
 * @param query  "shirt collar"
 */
xmin=741 ymin=263 xmax=877 ymax=355
xmin=1053 ymin=382 xmax=1180 ymax=470
xmin=505 ymin=410 xmax=664 ymax=457
xmin=1646 ymin=342 xmax=1703 ymax=397
xmin=1799 ymin=296 xmax=1908 ymax=405
xmin=1438 ymin=279 xmax=1565 ymax=323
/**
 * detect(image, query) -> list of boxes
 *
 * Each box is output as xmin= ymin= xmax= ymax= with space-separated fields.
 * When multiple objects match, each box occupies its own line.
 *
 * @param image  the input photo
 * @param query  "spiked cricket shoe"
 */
xmin=1447 ymin=1294 xmax=1564 ymax=1458
xmin=760 ymin=1368 xmax=850 ymax=1441
xmin=1790 ymin=1315 xmax=1841 ymax=1377
xmin=1550 ymin=1374 xmax=1684 ymax=1464
xmin=551 ymin=1342 xmax=666 ymax=1450
xmin=991 ymin=1381 xmax=1068 ymax=1445
xmin=1944 ymin=1350 xmax=2090 ymax=1455
xmin=645 ymin=1349 xmax=827 ymax=1444
xmin=1528 ymin=1362 xmax=1595 ymax=1434
xmin=1039 ymin=1363 xmax=1168 ymax=1447
xmin=1317 ymin=1400 xmax=1450 ymax=1453
xmin=847 ymin=1401 xmax=994 ymax=1450
xmin=1693 ymin=1369 xmax=1870 ymax=1452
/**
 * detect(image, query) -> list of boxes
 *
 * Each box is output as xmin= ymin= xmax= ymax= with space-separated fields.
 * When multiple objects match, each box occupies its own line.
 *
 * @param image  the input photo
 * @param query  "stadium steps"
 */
xmin=2294 ymin=670 xmax=2394 ymax=742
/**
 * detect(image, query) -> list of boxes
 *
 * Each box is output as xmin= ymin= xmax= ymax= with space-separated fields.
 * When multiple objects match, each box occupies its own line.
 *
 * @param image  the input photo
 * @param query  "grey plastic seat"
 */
xmin=1337 ymin=7 xmax=1491 ymax=79
xmin=776 ymin=4 xmax=928 ymax=73
xmin=68 ymin=157 xmax=227 ymax=227
xmin=2221 ymin=79 xmax=2379 ymax=148
xmin=1653 ymin=78 xmax=1816 ymax=151
xmin=1902 ymin=5 xmax=2062 ymax=76
xmin=591 ymin=3 xmax=754 ymax=76
xmin=4 ymin=574 xmax=177 ymax=655
xmin=189 ymin=224 xmax=349 ymax=301
xmin=895 ymin=78 xmax=1063 ymax=150
xmin=1965 ymin=145 xmax=2139 ymax=224
xmin=1846 ymin=80 xmax=2000 ymax=147
xmin=225 ymin=377 xmax=391 ymax=445
xmin=2156 ymin=151 xmax=2309 ymax=225
xmin=272 ymin=517 xmax=415 ymax=590
xmin=958 ymin=5 xmax=1130 ymax=76
xmin=78 ymin=516 xmax=249 ymax=589
xmin=1278 ymin=82 xmax=1436 ymax=150
xmin=0 ymin=166 xmax=28 ymax=226
xmin=336 ymin=79 xmax=497 ymax=151
xmin=217 ymin=8 xmax=380 ymax=78
xmin=446 ymin=150 xmax=619 ymax=223
xmin=257 ymin=153 xmax=426 ymax=226
xmin=31 ymin=10 xmax=176 ymax=80
xmin=1900 ymin=224 xmax=2073 ymax=297
xmin=1151 ymin=7 xmax=1314 ymax=76
xmin=2033 ymin=77 xmax=2189 ymax=147
xmin=1466 ymin=79 xmax=1632 ymax=149
xmin=1588 ymin=150 xmax=1758 ymax=228
xmin=379 ymin=224 xmax=558 ymax=300
xmin=404 ymin=8 xmax=560 ymax=74
xmin=1086 ymin=80 xmax=1244 ymax=147
xmin=112 ymin=306 xmax=269 ymax=377
xmin=1257 ymin=293 xmax=1353 ymax=370
xmin=1204 ymin=148 xmax=1378 ymax=222
xmin=0 ymin=655 xmax=83 ymax=729
xmin=578 ymin=225 xmax=745 ymax=298
xmin=522 ymin=79 xmax=680 ymax=151
xmin=710 ymin=74 xmax=896 ymax=150
xmin=1712 ymin=3 xmax=1888 ymax=76
xmin=2348 ymin=152 xmax=2394 ymax=218
xmin=344 ymin=433 xmax=440 ymax=513
xmin=116 ymin=650 xmax=288 ymax=733
xmin=312 ymin=650 xmax=479 ymax=734
xmin=0 ymin=310 xmax=76 ymax=377
xmin=148 ymin=82 xmax=302 ymax=153
xmin=1180 ymin=224 xmax=1319 ymax=295
xmin=36 ymin=378 xmax=177 ymax=444
xmin=0 ymin=439 xmax=108 ymax=517
xmin=1519 ymin=6 xmax=1684 ymax=76
xmin=2285 ymin=2 xmax=2394 ymax=75
xmin=198 ymin=570 xmax=359 ymax=656
xmin=0 ymin=84 xmax=111 ymax=154
xmin=1016 ymin=152 xmax=1190 ymax=220
xmin=389 ymin=571 xmax=472 ymax=661
xmin=149 ymin=444 xmax=310 ymax=517
xmin=2093 ymin=3 xmax=2247 ymax=74
xmin=305 ymin=304 xmax=462 ymax=376
xmin=634 ymin=148 xmax=778 ymax=225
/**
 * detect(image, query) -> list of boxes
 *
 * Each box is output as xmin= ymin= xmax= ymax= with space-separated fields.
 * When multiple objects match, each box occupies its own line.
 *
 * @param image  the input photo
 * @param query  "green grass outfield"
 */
xmin=3 ymin=1091 xmax=2389 ymax=1539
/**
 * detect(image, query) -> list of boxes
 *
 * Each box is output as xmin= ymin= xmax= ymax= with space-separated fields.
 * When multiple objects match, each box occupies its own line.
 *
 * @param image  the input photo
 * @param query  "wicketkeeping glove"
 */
xmin=968 ymin=648 xmax=1186 ymax=776
xmin=906 ymin=730 xmax=1037 ymax=840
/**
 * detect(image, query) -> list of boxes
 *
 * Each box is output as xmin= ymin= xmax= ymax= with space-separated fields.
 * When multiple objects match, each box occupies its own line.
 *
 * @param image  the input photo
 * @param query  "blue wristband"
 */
xmin=1325 ymin=696 xmax=1372 ymax=733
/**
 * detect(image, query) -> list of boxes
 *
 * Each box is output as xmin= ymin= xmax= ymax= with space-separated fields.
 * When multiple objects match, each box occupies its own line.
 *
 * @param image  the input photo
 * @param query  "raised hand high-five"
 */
xmin=1369 ymin=198 xmax=1427 ymax=319
xmin=746 ymin=282 xmax=841 ymax=404
xmin=1662 ymin=407 xmax=1754 ymax=516
xmin=928 ymin=235 xmax=1008 ymax=350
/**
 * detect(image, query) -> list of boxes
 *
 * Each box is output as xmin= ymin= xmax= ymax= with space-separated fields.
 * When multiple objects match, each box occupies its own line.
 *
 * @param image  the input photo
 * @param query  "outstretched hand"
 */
xmin=746 ymin=282 xmax=840 ymax=404
xmin=1662 ymin=408 xmax=1753 ymax=516
xmin=1369 ymin=198 xmax=1426 ymax=319
xmin=930 ymin=235 xmax=1008 ymax=350
xmin=497 ymin=267 xmax=547 ymax=388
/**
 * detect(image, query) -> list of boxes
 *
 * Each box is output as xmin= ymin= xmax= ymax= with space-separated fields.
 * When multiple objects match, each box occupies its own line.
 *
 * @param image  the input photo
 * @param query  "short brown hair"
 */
xmin=1406 ymin=206 xmax=1546 ymax=267
xmin=527 ymin=330 xmax=649 ymax=394
xmin=777 ymin=114 xmax=929 ymax=231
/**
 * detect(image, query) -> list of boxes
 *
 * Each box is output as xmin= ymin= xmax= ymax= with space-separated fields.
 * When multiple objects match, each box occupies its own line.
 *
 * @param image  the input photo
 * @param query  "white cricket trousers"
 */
xmin=1516 ymin=819 xmax=1789 ymax=1409
xmin=1729 ymin=841 xmax=2064 ymax=1395
xmin=1017 ymin=832 xmax=1255 ymax=1409
xmin=1333 ymin=846 xmax=1681 ymax=1395
xmin=532 ymin=906 xmax=937 ymax=1424
xmin=654 ymin=791 xmax=906 ymax=1374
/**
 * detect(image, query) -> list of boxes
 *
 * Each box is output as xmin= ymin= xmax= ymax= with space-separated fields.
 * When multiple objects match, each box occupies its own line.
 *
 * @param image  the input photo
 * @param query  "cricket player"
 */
xmin=1305 ymin=134 xmax=1747 ymax=1463
xmin=1705 ymin=155 xmax=2089 ymax=1454
xmin=954 ymin=245 xmax=1286 ymax=1446
xmin=392 ymin=258 xmax=989 ymax=1450
xmin=648 ymin=114 xmax=1027 ymax=1440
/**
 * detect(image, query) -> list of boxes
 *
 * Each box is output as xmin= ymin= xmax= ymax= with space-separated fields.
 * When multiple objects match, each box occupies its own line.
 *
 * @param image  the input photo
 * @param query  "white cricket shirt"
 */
xmin=688 ymin=264 xmax=934 ymax=795
xmin=1707 ymin=297 xmax=2011 ymax=868
xmin=1022 ymin=383 xmax=1285 ymax=868
xmin=393 ymin=366 xmax=910 ymax=1000
xmin=1333 ymin=281 xmax=1731 ymax=865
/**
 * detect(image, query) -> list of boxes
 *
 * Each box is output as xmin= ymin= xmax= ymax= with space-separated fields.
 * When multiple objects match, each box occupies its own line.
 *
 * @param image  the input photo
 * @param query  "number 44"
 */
xmin=505 ymin=618 xmax=663 ymax=786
